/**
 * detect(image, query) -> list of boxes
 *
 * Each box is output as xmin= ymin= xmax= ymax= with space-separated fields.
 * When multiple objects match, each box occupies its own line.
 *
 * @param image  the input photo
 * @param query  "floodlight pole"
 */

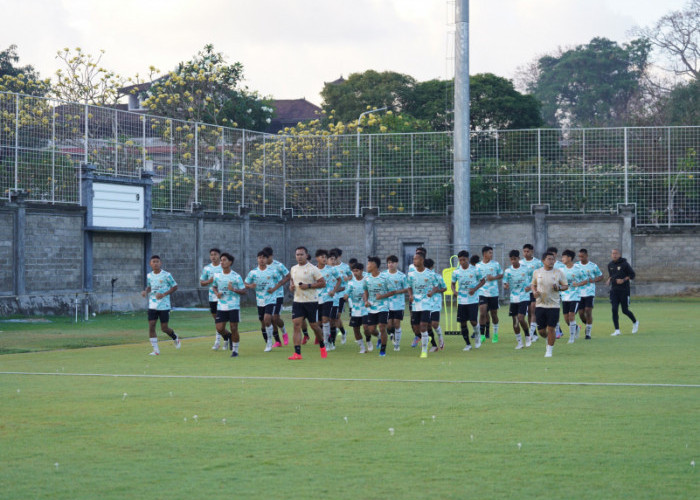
xmin=453 ymin=0 xmax=470 ymax=249
xmin=355 ymin=107 xmax=387 ymax=217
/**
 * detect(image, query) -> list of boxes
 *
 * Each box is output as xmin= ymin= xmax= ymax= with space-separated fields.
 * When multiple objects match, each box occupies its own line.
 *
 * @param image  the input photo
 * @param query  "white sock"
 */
xmin=529 ymin=323 xmax=537 ymax=335
xmin=515 ymin=333 xmax=522 ymax=343
xmin=493 ymin=324 xmax=499 ymax=335
xmin=215 ymin=333 xmax=221 ymax=343
xmin=266 ymin=324 xmax=274 ymax=340
xmin=395 ymin=327 xmax=402 ymax=344
xmin=436 ymin=326 xmax=444 ymax=343
xmin=569 ymin=322 xmax=577 ymax=335
xmin=474 ymin=324 xmax=481 ymax=336
xmin=586 ymin=324 xmax=592 ymax=336
xmin=546 ymin=345 xmax=553 ymax=355
xmin=323 ymin=322 xmax=330 ymax=343
xmin=232 ymin=342 xmax=239 ymax=353
xmin=150 ymin=337 xmax=159 ymax=353
xmin=421 ymin=332 xmax=429 ymax=350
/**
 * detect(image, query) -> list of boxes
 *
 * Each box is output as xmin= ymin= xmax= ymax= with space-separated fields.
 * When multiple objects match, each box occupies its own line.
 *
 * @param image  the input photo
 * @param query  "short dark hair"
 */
xmin=482 ymin=246 xmax=493 ymax=254
xmin=387 ymin=255 xmax=399 ymax=263
xmin=348 ymin=258 xmax=358 ymax=266
xmin=221 ymin=252 xmax=234 ymax=262
xmin=262 ymin=246 xmax=273 ymax=256
xmin=542 ymin=252 xmax=554 ymax=260
xmin=295 ymin=246 xmax=308 ymax=254
xmin=351 ymin=262 xmax=364 ymax=271
xmin=415 ymin=247 xmax=427 ymax=256
xmin=257 ymin=250 xmax=269 ymax=258
xmin=315 ymin=249 xmax=328 ymax=258
xmin=424 ymin=258 xmax=435 ymax=269
xmin=413 ymin=252 xmax=425 ymax=261
xmin=367 ymin=256 xmax=381 ymax=268
xmin=523 ymin=243 xmax=534 ymax=250
xmin=330 ymin=248 xmax=342 ymax=257
xmin=470 ymin=255 xmax=480 ymax=265
xmin=458 ymin=250 xmax=469 ymax=259
xmin=509 ymin=249 xmax=520 ymax=258
xmin=562 ymin=249 xmax=576 ymax=259
xmin=209 ymin=248 xmax=221 ymax=255
xmin=579 ymin=248 xmax=588 ymax=255
xmin=546 ymin=246 xmax=558 ymax=254
xmin=150 ymin=255 xmax=161 ymax=261
xmin=329 ymin=249 xmax=340 ymax=258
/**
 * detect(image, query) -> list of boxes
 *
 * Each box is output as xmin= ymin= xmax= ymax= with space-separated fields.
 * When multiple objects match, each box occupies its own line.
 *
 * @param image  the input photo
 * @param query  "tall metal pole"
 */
xmin=355 ymin=107 xmax=387 ymax=217
xmin=453 ymin=0 xmax=470 ymax=249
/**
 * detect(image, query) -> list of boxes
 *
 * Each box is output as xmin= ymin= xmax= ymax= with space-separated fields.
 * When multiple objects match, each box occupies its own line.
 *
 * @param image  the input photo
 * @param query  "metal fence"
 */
xmin=1 ymin=91 xmax=698 ymax=225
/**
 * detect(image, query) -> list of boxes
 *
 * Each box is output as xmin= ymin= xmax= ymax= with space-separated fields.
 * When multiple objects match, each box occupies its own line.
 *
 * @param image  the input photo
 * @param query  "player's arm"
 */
xmin=363 ymin=289 xmax=370 ymax=307
xmin=269 ymin=272 xmax=291 ymax=293
xmin=450 ymin=278 xmax=458 ymax=296
xmin=329 ymin=276 xmax=342 ymax=297
xmin=531 ymin=274 xmax=540 ymax=297
xmin=141 ymin=285 xmax=151 ymax=298
xmin=156 ymin=284 xmax=177 ymax=300
xmin=199 ymin=271 xmax=213 ymax=287
xmin=231 ymin=279 xmax=248 ymax=296
xmin=469 ymin=279 xmax=485 ymax=295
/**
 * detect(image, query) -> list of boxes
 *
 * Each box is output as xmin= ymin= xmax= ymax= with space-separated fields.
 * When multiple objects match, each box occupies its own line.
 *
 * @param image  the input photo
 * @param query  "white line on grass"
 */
xmin=1 ymin=371 xmax=698 ymax=388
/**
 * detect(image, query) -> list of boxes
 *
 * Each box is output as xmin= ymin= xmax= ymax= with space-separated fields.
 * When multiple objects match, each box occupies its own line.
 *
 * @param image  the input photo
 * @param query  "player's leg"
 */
xmin=489 ymin=298 xmax=500 ymax=343
xmin=229 ymin=312 xmax=240 ymax=357
xmin=619 ymin=292 xmax=638 ymax=331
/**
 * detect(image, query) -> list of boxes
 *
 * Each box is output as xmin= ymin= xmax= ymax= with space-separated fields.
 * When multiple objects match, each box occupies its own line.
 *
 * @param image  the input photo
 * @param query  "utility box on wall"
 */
xmin=92 ymin=182 xmax=144 ymax=229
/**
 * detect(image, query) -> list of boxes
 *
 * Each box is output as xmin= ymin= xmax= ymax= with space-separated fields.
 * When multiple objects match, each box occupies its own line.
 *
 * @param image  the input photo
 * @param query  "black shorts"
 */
xmin=411 ymin=310 xmax=431 ymax=325
xmin=349 ymin=315 xmax=367 ymax=328
xmin=562 ymin=301 xmax=580 ymax=315
xmin=208 ymin=301 xmax=218 ymax=314
xmin=272 ymin=296 xmax=284 ymax=316
xmin=388 ymin=309 xmax=405 ymax=320
xmin=292 ymin=302 xmax=318 ymax=323
xmin=457 ymin=303 xmax=479 ymax=323
xmin=148 ymin=309 xmax=170 ymax=323
xmin=330 ymin=305 xmax=340 ymax=320
xmin=430 ymin=311 xmax=440 ymax=323
xmin=479 ymin=296 xmax=500 ymax=310
xmin=509 ymin=301 xmax=529 ymax=317
xmin=337 ymin=298 xmax=346 ymax=314
xmin=257 ymin=304 xmax=275 ymax=321
xmin=579 ymin=296 xmax=594 ymax=309
xmin=318 ymin=301 xmax=333 ymax=319
xmin=215 ymin=309 xmax=240 ymax=324
xmin=535 ymin=307 xmax=559 ymax=328
xmin=366 ymin=311 xmax=389 ymax=326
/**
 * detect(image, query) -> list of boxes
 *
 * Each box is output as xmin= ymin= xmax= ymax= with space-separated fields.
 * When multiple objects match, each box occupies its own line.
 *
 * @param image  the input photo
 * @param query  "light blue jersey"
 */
xmin=520 ymin=257 xmax=543 ymax=278
xmin=245 ymin=267 xmax=278 ymax=306
xmin=576 ymin=261 xmax=602 ymax=297
xmin=147 ymin=270 xmax=177 ymax=310
xmin=212 ymin=271 xmax=244 ymax=311
xmin=554 ymin=261 xmax=566 ymax=271
xmin=363 ymin=273 xmax=391 ymax=313
xmin=268 ymin=260 xmax=289 ymax=299
xmin=451 ymin=266 xmax=482 ymax=305
xmin=476 ymin=260 xmax=502 ymax=297
xmin=431 ymin=274 xmax=447 ymax=312
xmin=560 ymin=265 xmax=588 ymax=302
xmin=503 ymin=265 xmax=531 ymax=303
xmin=318 ymin=265 xmax=341 ymax=304
xmin=336 ymin=262 xmax=353 ymax=282
xmin=382 ymin=269 xmax=407 ymax=311
xmin=407 ymin=268 xmax=437 ymax=312
xmin=200 ymin=263 xmax=222 ymax=302
xmin=345 ymin=277 xmax=367 ymax=317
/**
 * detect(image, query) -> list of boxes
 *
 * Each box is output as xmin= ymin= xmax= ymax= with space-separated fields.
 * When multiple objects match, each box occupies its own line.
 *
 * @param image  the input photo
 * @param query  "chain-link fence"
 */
xmin=2 ymin=92 xmax=698 ymax=225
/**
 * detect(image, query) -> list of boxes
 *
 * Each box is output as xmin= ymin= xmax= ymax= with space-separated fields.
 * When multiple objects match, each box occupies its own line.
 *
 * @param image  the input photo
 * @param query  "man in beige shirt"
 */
xmin=531 ymin=252 xmax=569 ymax=358
xmin=288 ymin=246 xmax=327 ymax=360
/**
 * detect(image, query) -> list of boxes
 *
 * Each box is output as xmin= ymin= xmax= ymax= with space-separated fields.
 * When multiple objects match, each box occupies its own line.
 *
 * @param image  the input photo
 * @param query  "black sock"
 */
xmin=294 ymin=345 xmax=301 ymax=355
xmin=165 ymin=331 xmax=176 ymax=340
xmin=388 ymin=327 xmax=395 ymax=336
xmin=429 ymin=330 xmax=437 ymax=347
xmin=261 ymin=326 xmax=267 ymax=341
xmin=339 ymin=327 xmax=345 ymax=335
xmin=485 ymin=323 xmax=490 ymax=337
xmin=302 ymin=329 xmax=309 ymax=338
xmin=330 ymin=326 xmax=337 ymax=343
xmin=461 ymin=326 xmax=471 ymax=345
xmin=380 ymin=344 xmax=386 ymax=353
xmin=319 ymin=340 xmax=325 ymax=348
xmin=273 ymin=332 xmax=281 ymax=343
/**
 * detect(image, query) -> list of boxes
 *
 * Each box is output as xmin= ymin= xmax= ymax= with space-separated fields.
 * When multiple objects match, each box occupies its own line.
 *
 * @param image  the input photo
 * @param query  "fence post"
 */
xmin=495 ymin=130 xmax=499 ymax=216
xmin=169 ymin=120 xmax=173 ymax=213
xmin=241 ymin=129 xmax=246 ymax=208
xmin=194 ymin=123 xmax=199 ymax=206
xmin=282 ymin=137 xmax=287 ymax=210
xmin=327 ymin=139 xmax=331 ymax=217
xmin=667 ymin=127 xmax=672 ymax=228
xmin=114 ymin=108 xmax=118 ymax=176
xmin=51 ymin=100 xmax=56 ymax=203
xmin=221 ymin=126 xmax=225 ymax=215
xmin=624 ymin=127 xmax=629 ymax=205
xmin=263 ymin=135 xmax=267 ymax=217
xmin=582 ymin=129 xmax=586 ymax=213
xmin=368 ymin=134 xmax=373 ymax=210
xmin=410 ymin=133 xmax=415 ymax=216
xmin=142 ymin=113 xmax=146 ymax=172
xmin=537 ymin=128 xmax=542 ymax=205
xmin=14 ymin=93 xmax=19 ymax=192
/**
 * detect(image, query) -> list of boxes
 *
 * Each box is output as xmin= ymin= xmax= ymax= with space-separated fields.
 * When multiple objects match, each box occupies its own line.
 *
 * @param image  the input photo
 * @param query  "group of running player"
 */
xmin=143 ymin=242 xmax=639 ymax=359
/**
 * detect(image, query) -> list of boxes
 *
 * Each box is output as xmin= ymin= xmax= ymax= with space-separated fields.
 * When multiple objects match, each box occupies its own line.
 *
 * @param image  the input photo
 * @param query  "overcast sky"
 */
xmin=2 ymin=0 xmax=689 ymax=105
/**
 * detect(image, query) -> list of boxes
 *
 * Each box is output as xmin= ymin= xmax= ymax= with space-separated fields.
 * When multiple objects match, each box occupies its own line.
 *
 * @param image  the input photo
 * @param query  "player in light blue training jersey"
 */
xmin=383 ymin=255 xmax=408 ymax=351
xmin=142 ymin=255 xmax=180 ymax=355
xmin=451 ymin=250 xmax=486 ymax=350
xmin=344 ymin=262 xmax=370 ymax=353
xmin=329 ymin=249 xmax=350 ymax=346
xmin=199 ymin=248 xmax=223 ymax=349
xmin=212 ymin=252 xmax=247 ymax=357
xmin=407 ymin=252 xmax=439 ymax=358
xmin=476 ymin=246 xmax=504 ymax=343
xmin=503 ymin=249 xmax=534 ymax=349
xmin=521 ymin=244 xmax=543 ymax=339
xmin=560 ymin=249 xmax=589 ymax=343
xmin=263 ymin=247 xmax=290 ymax=347
xmin=425 ymin=258 xmax=447 ymax=352
xmin=575 ymin=248 xmax=604 ymax=339
xmin=245 ymin=251 xmax=280 ymax=352
xmin=315 ymin=249 xmax=342 ymax=350
xmin=363 ymin=256 xmax=393 ymax=356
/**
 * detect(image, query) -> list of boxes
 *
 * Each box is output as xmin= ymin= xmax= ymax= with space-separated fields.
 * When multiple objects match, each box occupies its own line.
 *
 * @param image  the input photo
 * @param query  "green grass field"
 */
xmin=1 ymin=298 xmax=698 ymax=499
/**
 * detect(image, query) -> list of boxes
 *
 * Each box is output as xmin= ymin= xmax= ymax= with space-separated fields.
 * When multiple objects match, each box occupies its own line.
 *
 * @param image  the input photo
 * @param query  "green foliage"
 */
xmin=532 ymin=37 xmax=651 ymax=127
xmin=664 ymin=78 xmax=700 ymax=124
xmin=0 ymin=45 xmax=50 ymax=96
xmin=142 ymin=44 xmax=273 ymax=131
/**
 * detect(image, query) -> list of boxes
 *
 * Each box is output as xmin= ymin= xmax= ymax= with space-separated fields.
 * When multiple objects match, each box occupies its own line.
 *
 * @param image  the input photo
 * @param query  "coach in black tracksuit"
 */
xmin=606 ymin=249 xmax=638 ymax=335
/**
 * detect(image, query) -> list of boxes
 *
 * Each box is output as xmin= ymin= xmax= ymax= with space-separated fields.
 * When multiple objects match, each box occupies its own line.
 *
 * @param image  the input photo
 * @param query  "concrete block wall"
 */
xmin=0 ymin=211 xmax=13 ymax=295
xmin=633 ymin=229 xmax=700 ymax=295
xmin=93 ymin=233 xmax=143 ymax=292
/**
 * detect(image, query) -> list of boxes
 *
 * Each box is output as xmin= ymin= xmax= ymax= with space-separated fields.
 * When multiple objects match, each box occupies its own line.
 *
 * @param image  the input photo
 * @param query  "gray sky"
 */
xmin=2 ymin=0 xmax=689 ymax=105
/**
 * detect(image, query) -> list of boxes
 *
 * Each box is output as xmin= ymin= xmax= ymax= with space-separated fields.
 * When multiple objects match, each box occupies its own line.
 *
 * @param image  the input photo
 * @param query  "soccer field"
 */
xmin=1 ymin=298 xmax=698 ymax=499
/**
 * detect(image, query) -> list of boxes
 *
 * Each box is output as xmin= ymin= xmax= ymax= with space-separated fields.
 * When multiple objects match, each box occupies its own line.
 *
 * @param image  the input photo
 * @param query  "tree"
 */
xmin=469 ymin=73 xmax=543 ymax=130
xmin=320 ymin=70 xmax=416 ymax=123
xmin=400 ymin=79 xmax=453 ymax=131
xmin=530 ymin=37 xmax=651 ymax=127
xmin=0 ymin=44 xmax=49 ymax=96
xmin=633 ymin=0 xmax=699 ymax=80
xmin=141 ymin=44 xmax=272 ymax=131
xmin=51 ymin=47 xmax=129 ymax=105
xmin=664 ymin=78 xmax=700 ymax=124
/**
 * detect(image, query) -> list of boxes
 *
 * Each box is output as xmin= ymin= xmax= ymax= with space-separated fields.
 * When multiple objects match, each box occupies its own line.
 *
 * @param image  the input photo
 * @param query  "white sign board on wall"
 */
xmin=92 ymin=182 xmax=144 ymax=228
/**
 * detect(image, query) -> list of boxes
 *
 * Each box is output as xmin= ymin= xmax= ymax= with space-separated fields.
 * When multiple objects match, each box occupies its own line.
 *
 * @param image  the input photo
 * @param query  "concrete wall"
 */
xmin=0 ymin=202 xmax=698 ymax=315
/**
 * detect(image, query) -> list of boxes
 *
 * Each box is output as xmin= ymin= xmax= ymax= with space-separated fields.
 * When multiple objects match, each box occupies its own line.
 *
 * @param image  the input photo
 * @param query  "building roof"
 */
xmin=267 ymin=98 xmax=322 ymax=133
